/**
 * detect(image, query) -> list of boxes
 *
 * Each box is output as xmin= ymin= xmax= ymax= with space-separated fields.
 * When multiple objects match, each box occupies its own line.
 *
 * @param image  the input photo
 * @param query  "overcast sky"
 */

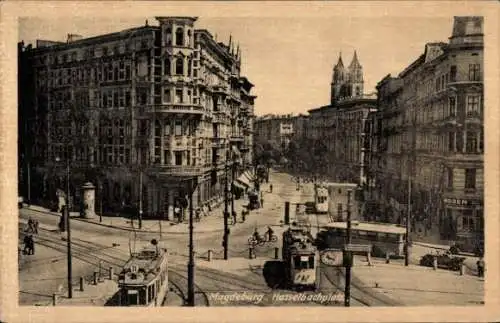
xmin=19 ymin=16 xmax=455 ymax=116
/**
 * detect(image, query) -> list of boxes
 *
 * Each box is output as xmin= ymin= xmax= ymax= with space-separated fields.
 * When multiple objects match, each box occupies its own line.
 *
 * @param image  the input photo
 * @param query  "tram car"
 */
xmin=282 ymin=227 xmax=318 ymax=291
xmin=118 ymin=240 xmax=169 ymax=307
xmin=314 ymin=184 xmax=329 ymax=214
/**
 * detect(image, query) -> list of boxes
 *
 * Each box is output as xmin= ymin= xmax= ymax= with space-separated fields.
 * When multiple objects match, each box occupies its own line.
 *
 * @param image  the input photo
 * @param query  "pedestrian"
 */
xmin=232 ymin=211 xmax=237 ymax=225
xmin=477 ymin=257 xmax=485 ymax=277
xmin=23 ymin=235 xmax=30 ymax=255
xmin=34 ymin=220 xmax=39 ymax=235
xmin=260 ymin=197 xmax=264 ymax=208
xmin=269 ymin=183 xmax=273 ymax=193
xmin=195 ymin=208 xmax=201 ymax=222
xmin=28 ymin=235 xmax=35 ymax=255
xmin=27 ymin=217 xmax=34 ymax=233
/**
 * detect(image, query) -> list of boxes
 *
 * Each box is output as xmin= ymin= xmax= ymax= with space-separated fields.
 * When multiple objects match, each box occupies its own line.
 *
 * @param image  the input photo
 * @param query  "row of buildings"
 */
xmin=254 ymin=16 xmax=484 ymax=246
xmin=18 ymin=16 xmax=256 ymax=219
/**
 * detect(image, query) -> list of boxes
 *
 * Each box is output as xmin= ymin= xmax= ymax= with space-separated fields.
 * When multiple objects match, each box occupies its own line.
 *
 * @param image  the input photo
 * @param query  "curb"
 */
xmin=25 ymin=206 xmax=233 ymax=235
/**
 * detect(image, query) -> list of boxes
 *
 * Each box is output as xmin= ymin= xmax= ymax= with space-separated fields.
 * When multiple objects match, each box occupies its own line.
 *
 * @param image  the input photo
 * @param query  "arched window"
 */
xmin=175 ymin=57 xmax=184 ymax=75
xmin=187 ymin=58 xmax=192 ymax=76
xmin=175 ymin=27 xmax=184 ymax=46
xmin=165 ymin=28 xmax=172 ymax=45
xmin=187 ymin=30 xmax=192 ymax=46
xmin=164 ymin=58 xmax=171 ymax=75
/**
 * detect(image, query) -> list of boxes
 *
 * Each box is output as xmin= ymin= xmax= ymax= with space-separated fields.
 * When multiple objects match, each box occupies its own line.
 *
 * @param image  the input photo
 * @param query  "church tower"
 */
xmin=331 ymin=53 xmax=346 ymax=104
xmin=347 ymin=50 xmax=364 ymax=98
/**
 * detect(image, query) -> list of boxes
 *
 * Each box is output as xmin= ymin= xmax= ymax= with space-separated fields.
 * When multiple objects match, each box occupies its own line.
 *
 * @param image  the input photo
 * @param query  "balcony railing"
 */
xmin=149 ymin=104 xmax=204 ymax=114
xmin=147 ymin=165 xmax=205 ymax=176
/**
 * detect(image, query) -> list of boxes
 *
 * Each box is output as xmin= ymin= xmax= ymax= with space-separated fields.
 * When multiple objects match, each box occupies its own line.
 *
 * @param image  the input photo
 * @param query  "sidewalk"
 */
xmin=51 ymin=278 xmax=119 ymax=306
xmin=25 ymin=194 xmax=252 ymax=235
xmin=351 ymin=257 xmax=484 ymax=306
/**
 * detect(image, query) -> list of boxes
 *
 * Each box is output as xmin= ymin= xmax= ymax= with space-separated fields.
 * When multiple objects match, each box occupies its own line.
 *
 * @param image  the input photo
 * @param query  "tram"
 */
xmin=282 ymin=226 xmax=318 ymax=291
xmin=314 ymin=184 xmax=329 ymax=214
xmin=317 ymin=221 xmax=407 ymax=257
xmin=118 ymin=240 xmax=169 ymax=307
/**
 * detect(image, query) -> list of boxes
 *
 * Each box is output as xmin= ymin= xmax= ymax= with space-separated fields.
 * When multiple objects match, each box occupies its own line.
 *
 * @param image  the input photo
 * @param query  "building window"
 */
xmin=447 ymin=167 xmax=453 ymax=189
xmin=175 ymin=89 xmax=183 ymax=103
xmin=164 ymin=88 xmax=171 ymax=103
xmin=175 ymin=27 xmax=184 ymax=46
xmin=175 ymin=57 xmax=184 ymax=75
xmin=450 ymin=65 xmax=457 ymax=82
xmin=175 ymin=152 xmax=182 ymax=165
xmin=448 ymin=96 xmax=456 ymax=117
xmin=448 ymin=132 xmax=455 ymax=152
xmin=187 ymin=58 xmax=192 ymax=76
xmin=466 ymin=131 xmax=478 ymax=153
xmin=164 ymin=58 xmax=171 ymax=76
xmin=466 ymin=95 xmax=480 ymax=116
xmin=465 ymin=168 xmax=476 ymax=190
xmin=165 ymin=27 xmax=172 ymax=45
xmin=187 ymin=30 xmax=192 ymax=46
xmin=468 ymin=64 xmax=481 ymax=81
xmin=175 ymin=121 xmax=182 ymax=136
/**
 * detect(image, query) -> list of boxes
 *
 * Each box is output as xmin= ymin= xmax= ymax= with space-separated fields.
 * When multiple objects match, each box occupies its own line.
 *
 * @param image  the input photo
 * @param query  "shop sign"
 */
xmin=443 ymin=198 xmax=482 ymax=207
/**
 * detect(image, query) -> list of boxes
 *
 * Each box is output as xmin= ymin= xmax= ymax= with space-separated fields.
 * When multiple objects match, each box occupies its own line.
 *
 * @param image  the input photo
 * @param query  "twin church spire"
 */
xmin=331 ymin=50 xmax=364 ymax=104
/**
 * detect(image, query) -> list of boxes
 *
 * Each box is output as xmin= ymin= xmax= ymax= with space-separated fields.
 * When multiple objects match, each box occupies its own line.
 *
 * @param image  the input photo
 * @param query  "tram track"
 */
xmin=321 ymin=264 xmax=398 ymax=306
xmin=167 ymin=268 xmax=210 ymax=306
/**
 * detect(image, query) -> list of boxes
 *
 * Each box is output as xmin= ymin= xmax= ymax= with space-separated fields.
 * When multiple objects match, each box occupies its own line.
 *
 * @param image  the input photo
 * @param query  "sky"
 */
xmin=19 ymin=16 xmax=455 ymax=116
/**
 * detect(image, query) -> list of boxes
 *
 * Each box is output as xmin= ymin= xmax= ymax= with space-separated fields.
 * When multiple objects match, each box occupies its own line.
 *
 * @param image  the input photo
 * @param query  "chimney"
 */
xmin=67 ymin=34 xmax=83 ymax=43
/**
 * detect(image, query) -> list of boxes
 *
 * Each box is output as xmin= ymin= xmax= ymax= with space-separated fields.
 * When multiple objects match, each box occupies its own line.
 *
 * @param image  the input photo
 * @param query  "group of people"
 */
xmin=252 ymin=226 xmax=275 ymax=244
xmin=22 ymin=218 xmax=39 ymax=255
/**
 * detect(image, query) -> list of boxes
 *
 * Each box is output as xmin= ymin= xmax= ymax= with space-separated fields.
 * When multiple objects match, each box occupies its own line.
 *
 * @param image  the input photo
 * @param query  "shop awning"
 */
xmin=236 ymin=173 xmax=251 ymax=188
xmin=233 ymin=181 xmax=247 ymax=190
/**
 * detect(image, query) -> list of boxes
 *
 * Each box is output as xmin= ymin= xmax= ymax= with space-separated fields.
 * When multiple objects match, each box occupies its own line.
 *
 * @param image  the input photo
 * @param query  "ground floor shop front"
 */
xmin=29 ymin=164 xmax=256 ymax=220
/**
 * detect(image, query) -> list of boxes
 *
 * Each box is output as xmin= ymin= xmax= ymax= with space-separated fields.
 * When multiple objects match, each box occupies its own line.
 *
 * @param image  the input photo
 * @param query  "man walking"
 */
xmin=477 ymin=257 xmax=485 ymax=277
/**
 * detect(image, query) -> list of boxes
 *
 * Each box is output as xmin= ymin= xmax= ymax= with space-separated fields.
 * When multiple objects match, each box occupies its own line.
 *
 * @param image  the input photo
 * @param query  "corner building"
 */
xmin=18 ymin=17 xmax=256 ymax=218
xmin=374 ymin=16 xmax=484 ymax=246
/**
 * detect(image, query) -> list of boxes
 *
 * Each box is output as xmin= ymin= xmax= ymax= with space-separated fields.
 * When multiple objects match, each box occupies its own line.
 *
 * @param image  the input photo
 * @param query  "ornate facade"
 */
xmin=373 ymin=16 xmax=484 ymax=245
xmin=18 ymin=17 xmax=256 ymax=218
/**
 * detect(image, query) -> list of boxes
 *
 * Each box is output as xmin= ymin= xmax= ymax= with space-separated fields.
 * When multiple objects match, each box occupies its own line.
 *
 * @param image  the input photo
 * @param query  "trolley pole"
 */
xmin=187 ymin=178 xmax=195 ymax=306
xmin=344 ymin=189 xmax=352 ymax=307
xmin=223 ymin=152 xmax=230 ymax=260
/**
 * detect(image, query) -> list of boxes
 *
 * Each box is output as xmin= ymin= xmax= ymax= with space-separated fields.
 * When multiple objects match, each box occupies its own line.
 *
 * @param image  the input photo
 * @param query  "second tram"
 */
xmin=282 ymin=226 xmax=318 ymax=290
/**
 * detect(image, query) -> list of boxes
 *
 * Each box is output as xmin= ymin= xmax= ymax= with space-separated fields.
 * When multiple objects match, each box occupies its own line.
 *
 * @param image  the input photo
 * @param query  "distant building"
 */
xmin=373 ymin=16 xmax=484 ymax=246
xmin=254 ymin=113 xmax=308 ymax=149
xmin=306 ymin=51 xmax=377 ymax=187
xmin=18 ymin=17 xmax=256 ymax=218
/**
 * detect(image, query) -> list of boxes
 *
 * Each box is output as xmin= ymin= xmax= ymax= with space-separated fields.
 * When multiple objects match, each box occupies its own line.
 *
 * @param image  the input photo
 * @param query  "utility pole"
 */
xmin=223 ymin=151 xmax=230 ymax=260
xmin=138 ymin=170 xmax=143 ymax=229
xmin=27 ymin=160 xmax=31 ymax=205
xmin=187 ymin=177 xmax=195 ymax=306
xmin=230 ymin=154 xmax=236 ymax=222
xmin=65 ymin=157 xmax=73 ymax=299
xmin=405 ymin=175 xmax=411 ymax=267
xmin=344 ymin=189 xmax=352 ymax=307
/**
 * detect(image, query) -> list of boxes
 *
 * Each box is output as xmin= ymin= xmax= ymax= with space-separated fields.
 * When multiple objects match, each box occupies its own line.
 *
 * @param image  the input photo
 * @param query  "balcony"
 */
xmin=147 ymin=165 xmax=205 ymax=178
xmin=211 ymin=85 xmax=229 ymax=95
xmin=465 ymin=111 xmax=482 ymax=126
xmin=166 ymin=136 xmax=190 ymax=150
xmin=230 ymin=133 xmax=244 ymax=142
xmin=148 ymin=104 xmax=204 ymax=115
xmin=212 ymin=137 xmax=226 ymax=147
xmin=213 ymin=112 xmax=227 ymax=124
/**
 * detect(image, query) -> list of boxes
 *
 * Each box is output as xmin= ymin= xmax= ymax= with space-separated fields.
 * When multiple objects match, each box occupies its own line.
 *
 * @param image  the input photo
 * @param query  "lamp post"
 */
xmin=344 ymin=189 xmax=352 ymax=307
xmin=55 ymin=155 xmax=73 ymax=299
xmin=187 ymin=176 xmax=197 ymax=306
xmin=223 ymin=150 xmax=230 ymax=260
xmin=138 ymin=170 xmax=143 ymax=229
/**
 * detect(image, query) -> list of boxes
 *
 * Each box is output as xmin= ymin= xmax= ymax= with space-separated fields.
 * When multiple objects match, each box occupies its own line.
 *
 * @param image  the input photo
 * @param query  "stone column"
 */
xmin=81 ymin=182 xmax=96 ymax=219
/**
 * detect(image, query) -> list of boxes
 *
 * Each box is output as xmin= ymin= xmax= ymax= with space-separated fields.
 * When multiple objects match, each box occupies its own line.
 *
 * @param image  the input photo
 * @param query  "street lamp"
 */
xmin=187 ymin=176 xmax=198 ymax=306
xmin=223 ymin=150 xmax=230 ymax=260
xmin=55 ymin=155 xmax=73 ymax=299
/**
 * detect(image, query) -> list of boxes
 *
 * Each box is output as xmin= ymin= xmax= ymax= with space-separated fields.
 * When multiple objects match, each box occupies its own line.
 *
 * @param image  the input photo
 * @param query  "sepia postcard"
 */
xmin=1 ymin=1 xmax=499 ymax=323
